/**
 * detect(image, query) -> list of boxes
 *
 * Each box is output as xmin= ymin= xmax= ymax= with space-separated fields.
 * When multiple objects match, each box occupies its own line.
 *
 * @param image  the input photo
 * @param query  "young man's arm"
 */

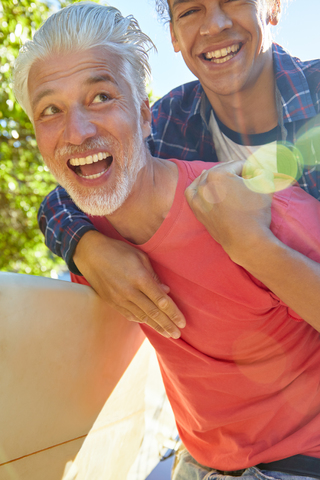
xmin=185 ymin=162 xmax=320 ymax=331
xmin=38 ymin=186 xmax=186 ymax=339
xmin=38 ymin=185 xmax=98 ymax=275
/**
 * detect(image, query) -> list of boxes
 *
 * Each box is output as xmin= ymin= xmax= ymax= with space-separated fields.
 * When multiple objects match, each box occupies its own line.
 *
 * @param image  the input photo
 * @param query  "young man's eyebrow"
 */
xmin=172 ymin=0 xmax=192 ymax=9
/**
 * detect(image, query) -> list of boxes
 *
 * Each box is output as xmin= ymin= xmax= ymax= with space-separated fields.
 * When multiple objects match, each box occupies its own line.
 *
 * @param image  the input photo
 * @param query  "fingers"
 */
xmin=243 ymin=168 xmax=275 ymax=194
xmin=185 ymin=161 xmax=244 ymax=204
xmin=185 ymin=173 xmax=204 ymax=204
xmin=117 ymin=287 xmax=186 ymax=339
xmin=74 ymin=234 xmax=186 ymax=339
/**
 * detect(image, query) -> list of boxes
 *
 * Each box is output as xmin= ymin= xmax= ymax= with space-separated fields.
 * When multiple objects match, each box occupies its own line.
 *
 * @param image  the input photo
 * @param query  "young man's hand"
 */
xmin=73 ymin=231 xmax=186 ymax=339
xmin=185 ymin=160 xmax=273 ymax=265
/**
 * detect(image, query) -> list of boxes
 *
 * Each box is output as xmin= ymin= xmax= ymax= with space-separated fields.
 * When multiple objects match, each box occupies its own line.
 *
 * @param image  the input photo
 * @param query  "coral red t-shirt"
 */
xmin=72 ymin=160 xmax=320 ymax=470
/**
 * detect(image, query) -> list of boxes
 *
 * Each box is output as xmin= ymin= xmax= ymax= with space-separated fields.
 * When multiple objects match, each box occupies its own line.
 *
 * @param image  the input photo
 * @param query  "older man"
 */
xmin=37 ymin=0 xmax=320 ymax=341
xmin=14 ymin=3 xmax=320 ymax=479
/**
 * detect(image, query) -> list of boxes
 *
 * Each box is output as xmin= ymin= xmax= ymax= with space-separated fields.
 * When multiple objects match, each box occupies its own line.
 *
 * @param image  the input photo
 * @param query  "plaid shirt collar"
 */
xmin=187 ymin=43 xmax=317 ymax=130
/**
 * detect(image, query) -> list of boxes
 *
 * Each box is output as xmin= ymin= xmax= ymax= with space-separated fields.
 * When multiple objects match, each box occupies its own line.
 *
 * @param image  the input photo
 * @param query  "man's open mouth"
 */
xmin=68 ymin=152 xmax=113 ymax=179
xmin=202 ymin=43 xmax=242 ymax=64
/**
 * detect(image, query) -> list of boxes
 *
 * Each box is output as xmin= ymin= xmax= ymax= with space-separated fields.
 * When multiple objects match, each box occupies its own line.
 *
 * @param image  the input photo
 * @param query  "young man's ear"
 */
xmin=170 ymin=23 xmax=181 ymax=53
xmin=140 ymin=99 xmax=152 ymax=139
xmin=268 ymin=0 xmax=281 ymax=26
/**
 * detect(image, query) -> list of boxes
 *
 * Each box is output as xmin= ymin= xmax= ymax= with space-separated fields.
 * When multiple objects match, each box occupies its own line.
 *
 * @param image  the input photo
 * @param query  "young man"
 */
xmin=14 ymin=4 xmax=320 ymax=478
xmin=37 ymin=0 xmax=320 ymax=340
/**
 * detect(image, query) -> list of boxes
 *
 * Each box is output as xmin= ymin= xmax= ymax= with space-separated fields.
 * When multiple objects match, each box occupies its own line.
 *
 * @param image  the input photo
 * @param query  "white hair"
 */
xmin=13 ymin=1 xmax=155 ymax=120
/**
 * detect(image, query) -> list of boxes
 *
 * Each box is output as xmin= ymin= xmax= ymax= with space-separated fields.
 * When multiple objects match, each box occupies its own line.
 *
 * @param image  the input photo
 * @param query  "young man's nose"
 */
xmin=200 ymin=4 xmax=233 ymax=36
xmin=63 ymin=107 xmax=97 ymax=145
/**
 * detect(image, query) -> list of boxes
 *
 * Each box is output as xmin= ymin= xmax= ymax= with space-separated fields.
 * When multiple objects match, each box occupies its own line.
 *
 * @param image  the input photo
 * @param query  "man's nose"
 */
xmin=200 ymin=4 xmax=232 ymax=36
xmin=63 ymin=107 xmax=97 ymax=145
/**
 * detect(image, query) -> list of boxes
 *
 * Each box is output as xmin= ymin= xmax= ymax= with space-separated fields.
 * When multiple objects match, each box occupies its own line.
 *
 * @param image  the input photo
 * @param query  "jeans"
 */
xmin=171 ymin=448 xmax=318 ymax=480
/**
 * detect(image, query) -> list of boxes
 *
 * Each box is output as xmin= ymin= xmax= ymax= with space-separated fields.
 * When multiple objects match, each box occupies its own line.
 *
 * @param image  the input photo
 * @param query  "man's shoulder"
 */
xmin=299 ymin=58 xmax=320 ymax=95
xmin=291 ymin=55 xmax=320 ymax=73
xmin=151 ymin=80 xmax=201 ymax=117
xmin=168 ymin=158 xmax=218 ymax=181
xmin=148 ymin=80 xmax=215 ymax=161
xmin=273 ymin=44 xmax=320 ymax=95
xmin=290 ymin=53 xmax=320 ymax=85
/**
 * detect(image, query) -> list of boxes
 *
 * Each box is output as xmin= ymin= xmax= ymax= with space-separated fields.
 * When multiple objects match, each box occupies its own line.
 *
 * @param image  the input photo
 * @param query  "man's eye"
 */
xmin=41 ymin=105 xmax=60 ymax=116
xmin=180 ymin=8 xmax=199 ymax=18
xmin=92 ymin=93 xmax=111 ymax=104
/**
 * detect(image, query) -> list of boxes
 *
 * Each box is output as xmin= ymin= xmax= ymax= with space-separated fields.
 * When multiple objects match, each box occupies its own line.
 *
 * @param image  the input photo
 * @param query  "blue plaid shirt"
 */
xmin=38 ymin=44 xmax=320 ymax=274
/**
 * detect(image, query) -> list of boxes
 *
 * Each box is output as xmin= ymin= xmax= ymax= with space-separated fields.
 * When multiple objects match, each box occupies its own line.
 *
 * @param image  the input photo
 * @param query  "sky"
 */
xmin=102 ymin=0 xmax=320 ymax=98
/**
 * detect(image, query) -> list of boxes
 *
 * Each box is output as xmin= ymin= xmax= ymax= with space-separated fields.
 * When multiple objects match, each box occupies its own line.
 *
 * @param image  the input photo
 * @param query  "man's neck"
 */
xmin=205 ymin=55 xmax=278 ymax=135
xmin=106 ymin=155 xmax=178 ymax=245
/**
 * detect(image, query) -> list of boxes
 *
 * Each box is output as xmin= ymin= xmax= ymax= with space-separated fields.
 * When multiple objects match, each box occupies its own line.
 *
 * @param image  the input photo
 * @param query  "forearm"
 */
xmin=235 ymin=232 xmax=320 ymax=331
xmin=38 ymin=186 xmax=97 ymax=274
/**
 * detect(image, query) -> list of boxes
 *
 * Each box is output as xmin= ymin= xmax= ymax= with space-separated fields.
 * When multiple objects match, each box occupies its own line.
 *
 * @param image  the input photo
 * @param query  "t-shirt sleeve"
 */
xmin=270 ymin=185 xmax=320 ymax=321
xmin=271 ymin=185 xmax=320 ymax=264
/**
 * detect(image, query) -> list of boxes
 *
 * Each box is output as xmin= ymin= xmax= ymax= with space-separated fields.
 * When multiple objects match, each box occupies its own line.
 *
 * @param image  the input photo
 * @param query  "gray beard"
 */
xmin=47 ymin=134 xmax=146 ymax=217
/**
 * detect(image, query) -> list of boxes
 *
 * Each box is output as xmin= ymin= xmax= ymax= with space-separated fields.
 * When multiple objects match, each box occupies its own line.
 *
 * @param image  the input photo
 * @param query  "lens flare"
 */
xmin=242 ymin=142 xmax=304 ymax=193
xmin=296 ymin=117 xmax=320 ymax=168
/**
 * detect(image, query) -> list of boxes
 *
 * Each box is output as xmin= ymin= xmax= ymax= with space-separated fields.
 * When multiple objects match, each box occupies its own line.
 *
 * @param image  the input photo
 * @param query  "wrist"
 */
xmin=73 ymin=229 xmax=101 ymax=272
xmin=226 ymin=228 xmax=280 ymax=271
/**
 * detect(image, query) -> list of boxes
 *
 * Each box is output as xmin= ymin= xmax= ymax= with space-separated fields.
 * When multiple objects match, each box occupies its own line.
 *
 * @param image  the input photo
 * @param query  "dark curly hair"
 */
xmin=154 ymin=0 xmax=286 ymax=23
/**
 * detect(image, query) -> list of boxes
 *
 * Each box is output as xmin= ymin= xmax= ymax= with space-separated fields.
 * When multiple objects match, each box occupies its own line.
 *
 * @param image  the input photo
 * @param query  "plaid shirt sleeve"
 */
xmin=37 ymin=185 xmax=97 ymax=274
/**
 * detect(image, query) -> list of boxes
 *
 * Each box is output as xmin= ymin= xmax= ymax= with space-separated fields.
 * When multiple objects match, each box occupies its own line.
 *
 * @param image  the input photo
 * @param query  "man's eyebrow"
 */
xmin=172 ymin=0 xmax=192 ymax=9
xmin=31 ymin=89 xmax=55 ymax=111
xmin=31 ymin=74 xmax=118 ymax=111
xmin=84 ymin=74 xmax=118 ymax=86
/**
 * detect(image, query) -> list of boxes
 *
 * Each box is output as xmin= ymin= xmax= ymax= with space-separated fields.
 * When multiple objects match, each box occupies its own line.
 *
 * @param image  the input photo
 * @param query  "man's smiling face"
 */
xmin=169 ymin=0 xmax=278 ymax=103
xmin=28 ymin=47 xmax=151 ymax=216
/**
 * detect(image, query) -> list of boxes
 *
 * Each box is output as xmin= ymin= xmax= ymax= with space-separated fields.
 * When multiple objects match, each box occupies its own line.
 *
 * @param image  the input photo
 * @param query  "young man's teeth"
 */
xmin=204 ymin=44 xmax=240 ymax=61
xmin=213 ymin=54 xmax=236 ymax=64
xmin=69 ymin=152 xmax=111 ymax=167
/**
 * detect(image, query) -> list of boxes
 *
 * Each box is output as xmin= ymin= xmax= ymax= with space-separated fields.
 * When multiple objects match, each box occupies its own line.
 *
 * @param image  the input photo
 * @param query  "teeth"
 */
xmin=77 ymin=169 xmax=109 ymax=180
xmin=214 ymin=54 xmax=235 ymax=64
xmin=69 ymin=151 xmax=111 ymax=167
xmin=204 ymin=43 xmax=240 ymax=61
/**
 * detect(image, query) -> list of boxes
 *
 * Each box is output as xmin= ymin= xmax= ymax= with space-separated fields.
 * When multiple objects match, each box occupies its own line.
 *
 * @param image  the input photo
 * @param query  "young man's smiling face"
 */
xmin=169 ymin=0 xmax=279 ymax=105
xmin=28 ymin=47 xmax=151 ymax=216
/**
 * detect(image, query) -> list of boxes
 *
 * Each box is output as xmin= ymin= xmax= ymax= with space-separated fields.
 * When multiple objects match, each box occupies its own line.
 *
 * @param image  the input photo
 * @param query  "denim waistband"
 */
xmin=257 ymin=454 xmax=320 ymax=479
xmin=216 ymin=455 xmax=320 ymax=478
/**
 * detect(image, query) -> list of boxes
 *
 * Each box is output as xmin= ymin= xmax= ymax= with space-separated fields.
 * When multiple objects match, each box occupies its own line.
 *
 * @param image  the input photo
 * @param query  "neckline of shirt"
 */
xmin=214 ymin=113 xmax=281 ymax=147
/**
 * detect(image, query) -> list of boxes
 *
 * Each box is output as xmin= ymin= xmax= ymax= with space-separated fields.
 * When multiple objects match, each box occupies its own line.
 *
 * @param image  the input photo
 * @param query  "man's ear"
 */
xmin=170 ymin=23 xmax=181 ymax=53
xmin=268 ymin=0 xmax=281 ymax=26
xmin=140 ymin=99 xmax=152 ymax=139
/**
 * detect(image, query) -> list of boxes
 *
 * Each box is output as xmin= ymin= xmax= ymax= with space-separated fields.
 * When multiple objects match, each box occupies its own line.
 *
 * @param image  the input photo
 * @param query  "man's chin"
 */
xmin=66 ymin=186 xmax=129 ymax=217
xmin=71 ymin=195 xmax=119 ymax=217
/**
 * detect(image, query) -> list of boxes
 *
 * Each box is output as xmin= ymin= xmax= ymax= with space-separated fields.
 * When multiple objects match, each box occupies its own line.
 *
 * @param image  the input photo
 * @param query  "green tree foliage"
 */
xmin=0 ymin=0 xmax=66 ymax=276
xmin=0 ymin=0 xmax=93 ymax=276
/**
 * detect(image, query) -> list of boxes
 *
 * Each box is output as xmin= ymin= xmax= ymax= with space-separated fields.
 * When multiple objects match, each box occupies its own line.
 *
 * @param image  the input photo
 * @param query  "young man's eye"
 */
xmin=92 ymin=93 xmax=111 ymax=104
xmin=41 ymin=105 xmax=60 ymax=117
xmin=180 ymin=9 xmax=198 ymax=18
